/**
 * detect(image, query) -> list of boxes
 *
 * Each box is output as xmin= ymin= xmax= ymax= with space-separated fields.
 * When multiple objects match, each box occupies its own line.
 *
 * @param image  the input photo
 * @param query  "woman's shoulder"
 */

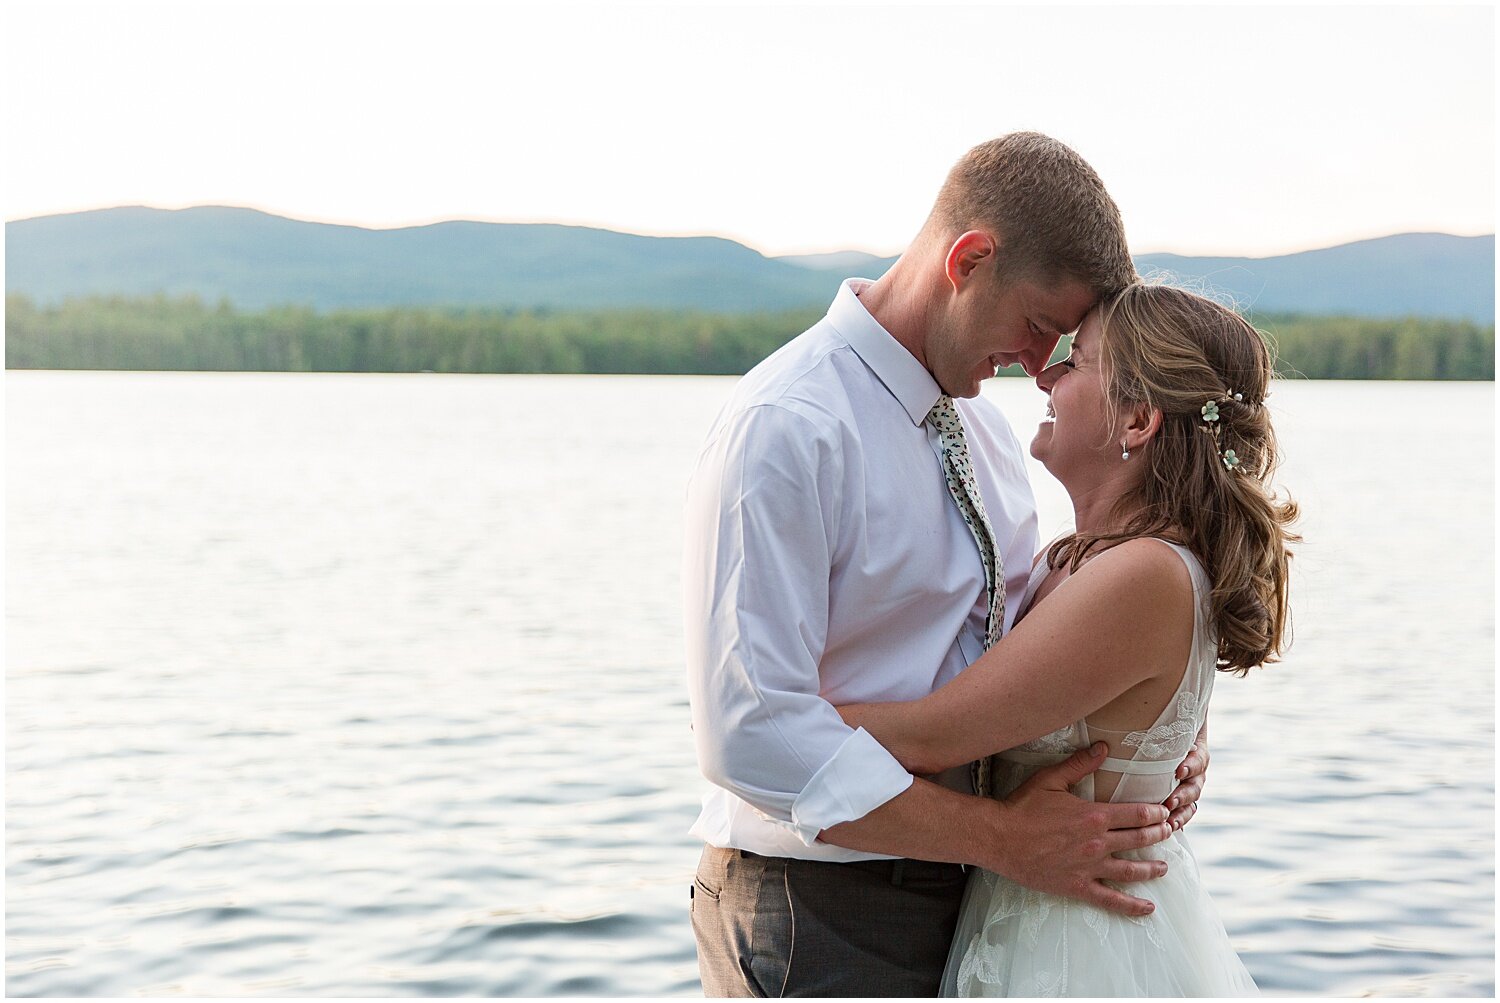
xmin=1112 ymin=535 xmax=1199 ymax=573
xmin=1069 ymin=537 xmax=1197 ymax=619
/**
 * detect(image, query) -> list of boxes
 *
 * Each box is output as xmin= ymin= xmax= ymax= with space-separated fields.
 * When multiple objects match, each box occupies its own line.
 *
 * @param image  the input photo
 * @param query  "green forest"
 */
xmin=5 ymin=294 xmax=1494 ymax=380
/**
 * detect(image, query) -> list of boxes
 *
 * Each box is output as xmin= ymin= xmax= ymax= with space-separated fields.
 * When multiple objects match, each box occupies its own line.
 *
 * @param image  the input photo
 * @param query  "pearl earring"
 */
xmin=1121 ymin=442 xmax=1130 ymax=461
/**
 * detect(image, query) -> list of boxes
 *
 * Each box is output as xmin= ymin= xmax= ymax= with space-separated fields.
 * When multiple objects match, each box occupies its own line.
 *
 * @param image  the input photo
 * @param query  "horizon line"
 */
xmin=6 ymin=201 xmax=1496 ymax=262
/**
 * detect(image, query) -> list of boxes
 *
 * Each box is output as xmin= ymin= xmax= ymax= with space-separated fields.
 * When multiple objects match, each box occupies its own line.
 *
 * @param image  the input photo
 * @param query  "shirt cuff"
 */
xmin=782 ymin=727 xmax=914 ymax=846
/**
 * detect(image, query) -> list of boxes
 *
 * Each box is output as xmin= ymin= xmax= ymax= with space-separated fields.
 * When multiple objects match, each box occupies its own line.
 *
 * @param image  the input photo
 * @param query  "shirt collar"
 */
xmin=826 ymin=278 xmax=941 ymax=427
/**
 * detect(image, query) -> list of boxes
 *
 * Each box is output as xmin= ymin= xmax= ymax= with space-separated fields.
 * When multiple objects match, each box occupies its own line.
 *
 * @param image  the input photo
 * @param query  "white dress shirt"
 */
xmin=683 ymin=279 xmax=1040 ymax=862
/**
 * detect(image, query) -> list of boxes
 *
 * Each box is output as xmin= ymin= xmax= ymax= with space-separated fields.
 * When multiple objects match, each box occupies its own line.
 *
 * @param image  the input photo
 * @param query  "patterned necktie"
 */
xmin=927 ymin=394 xmax=1005 ymax=797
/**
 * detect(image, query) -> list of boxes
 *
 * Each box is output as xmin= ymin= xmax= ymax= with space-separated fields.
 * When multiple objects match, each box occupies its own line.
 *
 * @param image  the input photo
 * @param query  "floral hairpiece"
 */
xmin=1200 ymin=390 xmax=1245 ymax=471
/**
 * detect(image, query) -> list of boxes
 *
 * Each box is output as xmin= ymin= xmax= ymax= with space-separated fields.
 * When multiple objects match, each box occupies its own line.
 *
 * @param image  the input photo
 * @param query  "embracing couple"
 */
xmin=683 ymin=133 xmax=1297 ymax=997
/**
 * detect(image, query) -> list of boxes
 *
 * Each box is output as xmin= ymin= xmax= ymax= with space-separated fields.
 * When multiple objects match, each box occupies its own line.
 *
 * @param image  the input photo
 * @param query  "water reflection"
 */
xmin=5 ymin=372 xmax=1493 ymax=996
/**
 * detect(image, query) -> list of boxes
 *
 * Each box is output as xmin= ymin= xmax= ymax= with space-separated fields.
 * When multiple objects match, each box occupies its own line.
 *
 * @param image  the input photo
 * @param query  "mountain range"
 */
xmin=5 ymin=206 xmax=1494 ymax=323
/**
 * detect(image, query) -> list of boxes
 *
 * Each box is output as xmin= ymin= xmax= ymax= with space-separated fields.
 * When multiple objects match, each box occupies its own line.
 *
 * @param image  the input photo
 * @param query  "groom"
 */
xmin=683 ymin=133 xmax=1207 ymax=997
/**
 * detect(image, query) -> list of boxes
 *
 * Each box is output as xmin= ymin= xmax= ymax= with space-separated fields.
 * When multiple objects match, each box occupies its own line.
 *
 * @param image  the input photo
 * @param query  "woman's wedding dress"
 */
xmin=941 ymin=540 xmax=1258 ymax=997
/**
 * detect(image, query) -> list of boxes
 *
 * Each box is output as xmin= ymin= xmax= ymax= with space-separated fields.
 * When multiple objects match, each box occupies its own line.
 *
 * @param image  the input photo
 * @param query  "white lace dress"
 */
xmin=941 ymin=541 xmax=1258 ymax=997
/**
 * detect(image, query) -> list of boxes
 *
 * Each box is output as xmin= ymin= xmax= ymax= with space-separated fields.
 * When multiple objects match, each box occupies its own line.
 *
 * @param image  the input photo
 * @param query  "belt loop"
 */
xmin=890 ymin=859 xmax=905 ymax=887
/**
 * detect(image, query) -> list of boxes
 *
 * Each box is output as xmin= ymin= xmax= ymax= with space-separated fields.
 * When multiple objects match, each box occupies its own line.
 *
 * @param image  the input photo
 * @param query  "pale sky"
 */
xmin=3 ymin=2 xmax=1494 ymax=257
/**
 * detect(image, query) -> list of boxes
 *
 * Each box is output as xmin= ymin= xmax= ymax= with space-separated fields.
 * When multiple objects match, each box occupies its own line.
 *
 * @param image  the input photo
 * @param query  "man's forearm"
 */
xmin=818 ymin=778 xmax=1005 ymax=871
xmin=822 ymin=746 xmax=1175 ymax=917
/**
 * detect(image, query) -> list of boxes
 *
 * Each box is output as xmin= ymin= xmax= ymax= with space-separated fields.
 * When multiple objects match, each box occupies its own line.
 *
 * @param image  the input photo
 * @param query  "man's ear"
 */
xmin=1120 ymin=402 xmax=1163 ymax=454
xmin=943 ymin=230 xmax=999 ymax=293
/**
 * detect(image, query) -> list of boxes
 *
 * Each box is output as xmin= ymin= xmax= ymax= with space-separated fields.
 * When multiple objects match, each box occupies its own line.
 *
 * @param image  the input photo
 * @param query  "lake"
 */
xmin=5 ymin=371 xmax=1494 ymax=996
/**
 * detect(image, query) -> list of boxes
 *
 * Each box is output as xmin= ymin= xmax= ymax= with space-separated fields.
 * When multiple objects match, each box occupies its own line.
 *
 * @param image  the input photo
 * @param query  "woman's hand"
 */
xmin=1164 ymin=725 xmax=1209 ymax=829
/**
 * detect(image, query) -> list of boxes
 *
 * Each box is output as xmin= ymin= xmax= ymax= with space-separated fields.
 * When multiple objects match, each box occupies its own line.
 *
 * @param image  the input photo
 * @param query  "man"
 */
xmin=683 ymin=133 xmax=1208 ymax=997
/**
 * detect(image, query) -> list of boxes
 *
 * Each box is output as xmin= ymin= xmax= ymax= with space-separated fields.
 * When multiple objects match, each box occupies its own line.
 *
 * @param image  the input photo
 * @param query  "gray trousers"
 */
xmin=690 ymin=845 xmax=968 ymax=997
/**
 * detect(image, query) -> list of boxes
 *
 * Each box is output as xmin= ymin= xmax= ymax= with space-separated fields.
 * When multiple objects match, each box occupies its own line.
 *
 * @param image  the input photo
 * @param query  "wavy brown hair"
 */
xmin=1047 ymin=284 xmax=1300 ymax=674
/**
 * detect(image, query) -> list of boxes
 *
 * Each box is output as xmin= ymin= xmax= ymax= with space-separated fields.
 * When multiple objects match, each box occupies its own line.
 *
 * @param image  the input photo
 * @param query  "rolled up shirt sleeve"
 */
xmin=684 ymin=402 xmax=913 ymax=845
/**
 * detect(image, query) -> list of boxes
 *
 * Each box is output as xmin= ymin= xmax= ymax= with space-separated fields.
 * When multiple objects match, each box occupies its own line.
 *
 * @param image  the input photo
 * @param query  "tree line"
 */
xmin=5 ymin=294 xmax=1494 ymax=380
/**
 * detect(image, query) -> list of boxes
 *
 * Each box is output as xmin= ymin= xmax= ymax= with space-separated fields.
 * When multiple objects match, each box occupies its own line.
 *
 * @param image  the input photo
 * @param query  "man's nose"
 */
xmin=1020 ymin=334 xmax=1063 ymax=377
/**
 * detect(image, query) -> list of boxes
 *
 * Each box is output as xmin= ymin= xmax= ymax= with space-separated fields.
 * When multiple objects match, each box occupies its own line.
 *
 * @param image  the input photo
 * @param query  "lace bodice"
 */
xmin=989 ymin=540 xmax=1215 ymax=807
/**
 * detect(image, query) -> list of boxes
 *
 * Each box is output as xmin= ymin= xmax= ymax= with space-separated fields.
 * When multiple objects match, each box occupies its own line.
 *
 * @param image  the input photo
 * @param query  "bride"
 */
xmin=840 ymin=282 xmax=1297 ymax=996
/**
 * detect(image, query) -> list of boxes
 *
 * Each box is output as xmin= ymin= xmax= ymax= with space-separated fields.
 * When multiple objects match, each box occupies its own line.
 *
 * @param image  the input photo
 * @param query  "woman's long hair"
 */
xmin=1046 ymin=283 xmax=1300 ymax=673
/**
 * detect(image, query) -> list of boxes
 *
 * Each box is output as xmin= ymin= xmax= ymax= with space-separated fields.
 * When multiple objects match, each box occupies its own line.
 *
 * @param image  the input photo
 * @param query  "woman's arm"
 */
xmin=839 ymin=538 xmax=1196 ymax=775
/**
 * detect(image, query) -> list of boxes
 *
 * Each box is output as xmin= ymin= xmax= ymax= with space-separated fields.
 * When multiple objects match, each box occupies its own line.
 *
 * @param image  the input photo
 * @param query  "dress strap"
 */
xmin=996 ymin=749 xmax=1179 ymax=775
xmin=1099 ymin=757 xmax=1178 ymax=775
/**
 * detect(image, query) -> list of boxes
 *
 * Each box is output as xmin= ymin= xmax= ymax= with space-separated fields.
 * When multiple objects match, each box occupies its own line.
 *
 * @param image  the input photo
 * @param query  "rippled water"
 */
xmin=5 ymin=371 xmax=1493 ymax=997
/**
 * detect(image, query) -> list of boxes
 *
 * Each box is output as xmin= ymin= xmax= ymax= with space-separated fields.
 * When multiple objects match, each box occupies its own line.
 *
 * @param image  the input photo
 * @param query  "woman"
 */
xmin=840 ymin=283 xmax=1298 ymax=996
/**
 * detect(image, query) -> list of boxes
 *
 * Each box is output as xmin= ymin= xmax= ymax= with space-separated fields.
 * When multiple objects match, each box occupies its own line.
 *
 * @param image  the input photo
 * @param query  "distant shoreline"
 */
xmin=5 ymin=295 xmax=1493 ymax=382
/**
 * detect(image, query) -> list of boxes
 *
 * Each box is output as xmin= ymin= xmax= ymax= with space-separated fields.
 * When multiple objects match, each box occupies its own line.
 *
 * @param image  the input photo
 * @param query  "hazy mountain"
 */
xmin=5 ymin=206 xmax=1494 ymax=322
xmin=4 ymin=206 xmax=841 ymax=313
xmin=774 ymin=250 xmax=898 ymax=273
xmin=1135 ymin=233 xmax=1494 ymax=324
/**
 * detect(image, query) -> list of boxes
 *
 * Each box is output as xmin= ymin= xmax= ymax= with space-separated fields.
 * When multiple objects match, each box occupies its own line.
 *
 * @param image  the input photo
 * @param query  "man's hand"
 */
xmin=1165 ymin=727 xmax=1210 ymax=830
xmin=984 ymin=743 xmax=1173 ymax=917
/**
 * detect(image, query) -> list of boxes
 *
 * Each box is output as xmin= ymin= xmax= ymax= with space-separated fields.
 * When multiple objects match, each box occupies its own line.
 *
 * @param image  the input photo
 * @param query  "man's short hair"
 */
xmin=930 ymin=132 xmax=1136 ymax=295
